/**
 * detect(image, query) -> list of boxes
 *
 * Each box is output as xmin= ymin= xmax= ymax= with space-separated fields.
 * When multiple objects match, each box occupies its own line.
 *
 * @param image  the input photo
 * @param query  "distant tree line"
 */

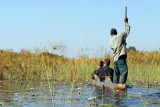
xmin=127 ymin=46 xmax=136 ymax=51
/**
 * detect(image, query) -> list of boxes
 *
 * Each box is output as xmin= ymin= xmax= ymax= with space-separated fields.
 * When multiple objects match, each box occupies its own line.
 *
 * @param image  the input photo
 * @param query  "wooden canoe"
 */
xmin=88 ymin=79 xmax=126 ymax=90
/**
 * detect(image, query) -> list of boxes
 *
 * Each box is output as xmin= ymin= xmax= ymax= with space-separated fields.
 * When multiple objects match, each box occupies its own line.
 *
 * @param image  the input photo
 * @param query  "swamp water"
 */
xmin=0 ymin=80 xmax=160 ymax=107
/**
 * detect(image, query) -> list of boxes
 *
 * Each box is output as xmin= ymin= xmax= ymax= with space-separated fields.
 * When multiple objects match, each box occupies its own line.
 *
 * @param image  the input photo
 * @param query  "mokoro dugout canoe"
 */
xmin=88 ymin=79 xmax=126 ymax=90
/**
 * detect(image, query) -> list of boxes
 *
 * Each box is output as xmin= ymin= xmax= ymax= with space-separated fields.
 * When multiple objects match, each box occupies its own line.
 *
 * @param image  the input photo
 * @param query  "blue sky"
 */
xmin=0 ymin=0 xmax=160 ymax=57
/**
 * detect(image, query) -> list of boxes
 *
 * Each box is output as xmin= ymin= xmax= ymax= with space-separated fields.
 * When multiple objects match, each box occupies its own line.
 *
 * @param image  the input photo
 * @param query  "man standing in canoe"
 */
xmin=110 ymin=17 xmax=130 ymax=84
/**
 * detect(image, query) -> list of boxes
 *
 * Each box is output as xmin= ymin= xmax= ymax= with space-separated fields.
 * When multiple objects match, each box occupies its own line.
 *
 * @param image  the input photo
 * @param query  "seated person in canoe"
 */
xmin=103 ymin=58 xmax=114 ymax=82
xmin=92 ymin=59 xmax=114 ymax=82
xmin=92 ymin=61 xmax=104 ymax=82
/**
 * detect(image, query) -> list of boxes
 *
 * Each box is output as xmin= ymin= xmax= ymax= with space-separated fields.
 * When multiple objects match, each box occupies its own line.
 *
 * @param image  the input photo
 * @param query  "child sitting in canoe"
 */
xmin=92 ymin=59 xmax=114 ymax=82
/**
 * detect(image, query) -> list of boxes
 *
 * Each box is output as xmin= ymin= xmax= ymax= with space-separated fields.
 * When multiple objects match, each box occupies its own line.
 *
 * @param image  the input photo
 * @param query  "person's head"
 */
xmin=104 ymin=58 xmax=110 ymax=66
xmin=110 ymin=28 xmax=117 ymax=36
xmin=98 ymin=60 xmax=104 ymax=68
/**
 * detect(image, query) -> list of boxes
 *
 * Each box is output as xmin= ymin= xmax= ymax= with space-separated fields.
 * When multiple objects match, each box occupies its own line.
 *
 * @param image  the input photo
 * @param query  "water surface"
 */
xmin=0 ymin=80 xmax=160 ymax=106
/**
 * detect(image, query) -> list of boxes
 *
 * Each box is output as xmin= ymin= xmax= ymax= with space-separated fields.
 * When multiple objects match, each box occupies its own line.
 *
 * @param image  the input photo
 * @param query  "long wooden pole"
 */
xmin=125 ymin=7 xmax=127 ymax=18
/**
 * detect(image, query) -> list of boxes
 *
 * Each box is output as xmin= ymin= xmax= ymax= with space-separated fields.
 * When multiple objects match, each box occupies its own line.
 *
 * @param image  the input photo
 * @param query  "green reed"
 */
xmin=0 ymin=49 xmax=160 ymax=85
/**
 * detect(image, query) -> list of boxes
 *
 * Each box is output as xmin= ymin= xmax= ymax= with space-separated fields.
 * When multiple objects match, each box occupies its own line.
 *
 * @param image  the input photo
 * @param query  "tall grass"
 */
xmin=0 ymin=49 xmax=160 ymax=84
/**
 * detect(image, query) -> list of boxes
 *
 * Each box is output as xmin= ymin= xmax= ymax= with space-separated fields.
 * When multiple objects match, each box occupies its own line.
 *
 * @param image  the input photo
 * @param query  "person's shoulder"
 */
xmin=116 ymin=32 xmax=125 ymax=38
xmin=111 ymin=34 xmax=123 ymax=41
xmin=120 ymin=31 xmax=129 ymax=38
xmin=93 ymin=69 xmax=97 ymax=73
xmin=108 ymin=66 xmax=114 ymax=71
xmin=96 ymin=68 xmax=101 ymax=72
xmin=96 ymin=68 xmax=103 ymax=73
xmin=97 ymin=68 xmax=100 ymax=70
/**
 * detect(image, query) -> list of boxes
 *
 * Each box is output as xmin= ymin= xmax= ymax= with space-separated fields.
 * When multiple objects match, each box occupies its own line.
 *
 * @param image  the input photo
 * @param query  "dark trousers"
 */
xmin=113 ymin=58 xmax=128 ymax=84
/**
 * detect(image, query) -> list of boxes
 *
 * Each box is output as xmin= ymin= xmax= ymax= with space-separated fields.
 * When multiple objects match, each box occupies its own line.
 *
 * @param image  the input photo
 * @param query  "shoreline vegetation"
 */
xmin=0 ymin=49 xmax=160 ymax=85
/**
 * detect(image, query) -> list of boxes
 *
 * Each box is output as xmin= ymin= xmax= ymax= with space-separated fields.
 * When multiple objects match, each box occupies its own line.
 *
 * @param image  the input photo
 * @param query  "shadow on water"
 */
xmin=0 ymin=80 xmax=160 ymax=106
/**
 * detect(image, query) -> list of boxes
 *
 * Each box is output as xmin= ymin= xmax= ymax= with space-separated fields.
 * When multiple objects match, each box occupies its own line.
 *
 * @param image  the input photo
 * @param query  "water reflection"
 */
xmin=92 ymin=86 xmax=127 ymax=106
xmin=0 ymin=80 xmax=160 ymax=106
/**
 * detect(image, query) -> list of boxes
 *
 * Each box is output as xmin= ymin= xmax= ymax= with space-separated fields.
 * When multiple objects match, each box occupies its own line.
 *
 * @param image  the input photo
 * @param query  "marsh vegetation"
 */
xmin=0 ymin=49 xmax=160 ymax=85
xmin=0 ymin=48 xmax=160 ymax=106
